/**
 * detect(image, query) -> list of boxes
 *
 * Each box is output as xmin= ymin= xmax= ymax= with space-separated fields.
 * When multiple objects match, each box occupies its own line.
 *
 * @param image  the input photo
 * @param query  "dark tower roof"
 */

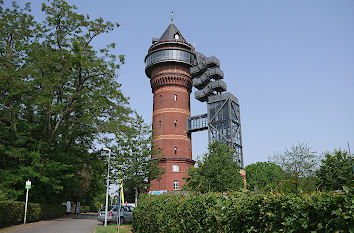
xmin=145 ymin=21 xmax=195 ymax=77
xmin=159 ymin=22 xmax=187 ymax=43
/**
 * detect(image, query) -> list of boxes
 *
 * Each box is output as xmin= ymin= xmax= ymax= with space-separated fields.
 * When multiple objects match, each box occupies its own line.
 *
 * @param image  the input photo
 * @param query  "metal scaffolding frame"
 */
xmin=187 ymin=52 xmax=244 ymax=168
xmin=207 ymin=93 xmax=243 ymax=167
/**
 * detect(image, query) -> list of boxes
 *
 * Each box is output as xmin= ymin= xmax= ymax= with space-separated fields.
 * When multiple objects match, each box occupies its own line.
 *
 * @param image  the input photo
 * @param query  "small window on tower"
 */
xmin=174 ymin=94 xmax=177 ymax=101
xmin=172 ymin=165 xmax=179 ymax=172
xmin=174 ymin=147 xmax=177 ymax=155
xmin=174 ymin=120 xmax=177 ymax=127
xmin=159 ymin=120 xmax=162 ymax=128
xmin=173 ymin=180 xmax=179 ymax=190
xmin=174 ymin=34 xmax=179 ymax=40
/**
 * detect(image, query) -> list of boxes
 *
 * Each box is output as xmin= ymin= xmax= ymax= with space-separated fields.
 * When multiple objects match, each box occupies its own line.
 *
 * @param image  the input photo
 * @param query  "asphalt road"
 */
xmin=2 ymin=214 xmax=101 ymax=233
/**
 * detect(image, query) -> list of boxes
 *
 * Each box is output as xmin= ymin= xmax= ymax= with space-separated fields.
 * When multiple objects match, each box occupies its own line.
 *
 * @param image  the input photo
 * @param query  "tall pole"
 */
xmin=347 ymin=141 xmax=354 ymax=175
xmin=24 ymin=180 xmax=31 ymax=224
xmin=103 ymin=148 xmax=111 ymax=227
xmin=117 ymin=187 xmax=121 ymax=233
xmin=23 ymin=188 xmax=29 ymax=224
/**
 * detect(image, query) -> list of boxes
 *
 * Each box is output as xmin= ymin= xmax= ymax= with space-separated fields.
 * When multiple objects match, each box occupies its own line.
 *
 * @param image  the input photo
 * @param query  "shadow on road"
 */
xmin=57 ymin=213 xmax=97 ymax=220
xmin=2 ymin=213 xmax=101 ymax=233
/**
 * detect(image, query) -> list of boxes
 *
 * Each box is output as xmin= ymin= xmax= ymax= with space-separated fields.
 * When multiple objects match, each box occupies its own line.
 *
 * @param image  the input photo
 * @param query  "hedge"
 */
xmin=80 ymin=205 xmax=90 ymax=213
xmin=133 ymin=188 xmax=353 ymax=233
xmin=0 ymin=201 xmax=65 ymax=229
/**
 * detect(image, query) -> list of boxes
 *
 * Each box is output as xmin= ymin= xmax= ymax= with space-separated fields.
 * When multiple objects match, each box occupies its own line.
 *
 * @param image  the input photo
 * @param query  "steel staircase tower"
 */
xmin=187 ymin=52 xmax=244 ymax=168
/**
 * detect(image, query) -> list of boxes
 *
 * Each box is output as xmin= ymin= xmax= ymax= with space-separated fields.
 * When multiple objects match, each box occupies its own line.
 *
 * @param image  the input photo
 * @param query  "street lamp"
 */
xmin=102 ymin=147 xmax=111 ymax=227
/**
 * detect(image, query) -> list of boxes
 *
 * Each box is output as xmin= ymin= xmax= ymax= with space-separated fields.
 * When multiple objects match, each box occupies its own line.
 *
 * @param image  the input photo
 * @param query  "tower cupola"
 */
xmin=144 ymin=22 xmax=196 ymax=77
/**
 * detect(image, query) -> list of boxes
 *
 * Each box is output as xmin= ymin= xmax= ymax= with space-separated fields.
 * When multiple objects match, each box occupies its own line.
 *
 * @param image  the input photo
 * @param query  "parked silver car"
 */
xmin=97 ymin=205 xmax=134 ymax=224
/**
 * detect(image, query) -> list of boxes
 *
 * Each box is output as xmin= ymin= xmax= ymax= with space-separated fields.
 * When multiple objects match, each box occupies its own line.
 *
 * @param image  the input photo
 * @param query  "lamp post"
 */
xmin=103 ymin=148 xmax=111 ymax=227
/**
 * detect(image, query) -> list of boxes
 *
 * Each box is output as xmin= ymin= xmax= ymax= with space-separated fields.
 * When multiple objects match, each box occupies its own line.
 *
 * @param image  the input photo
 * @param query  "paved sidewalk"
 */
xmin=2 ymin=213 xmax=100 ymax=233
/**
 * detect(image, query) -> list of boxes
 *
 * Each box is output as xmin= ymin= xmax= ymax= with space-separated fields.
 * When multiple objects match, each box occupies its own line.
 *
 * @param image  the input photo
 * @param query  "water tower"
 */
xmin=145 ymin=20 xmax=196 ymax=191
xmin=145 ymin=20 xmax=244 ymax=192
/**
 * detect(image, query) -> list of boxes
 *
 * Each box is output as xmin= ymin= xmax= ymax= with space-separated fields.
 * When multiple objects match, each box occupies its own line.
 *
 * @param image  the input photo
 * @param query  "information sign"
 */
xmin=25 ymin=180 xmax=31 ymax=189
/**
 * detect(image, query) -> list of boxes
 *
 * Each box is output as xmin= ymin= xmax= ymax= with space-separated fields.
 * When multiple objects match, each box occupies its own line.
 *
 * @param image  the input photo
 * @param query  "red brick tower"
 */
xmin=145 ymin=21 xmax=196 ymax=191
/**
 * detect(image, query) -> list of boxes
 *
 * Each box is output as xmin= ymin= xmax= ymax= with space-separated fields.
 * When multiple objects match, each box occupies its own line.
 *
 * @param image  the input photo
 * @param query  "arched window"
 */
xmin=174 ymin=120 xmax=177 ymax=127
xmin=173 ymin=180 xmax=179 ymax=190
xmin=174 ymin=147 xmax=177 ymax=155
xmin=174 ymin=94 xmax=177 ymax=101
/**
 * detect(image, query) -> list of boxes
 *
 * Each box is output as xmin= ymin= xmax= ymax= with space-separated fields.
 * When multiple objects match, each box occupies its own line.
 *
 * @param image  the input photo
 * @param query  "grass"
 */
xmin=0 ymin=226 xmax=15 ymax=232
xmin=95 ymin=224 xmax=133 ymax=233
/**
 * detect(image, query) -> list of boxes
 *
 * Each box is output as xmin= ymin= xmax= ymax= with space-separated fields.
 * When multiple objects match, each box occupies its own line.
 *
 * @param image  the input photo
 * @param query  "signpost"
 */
xmin=102 ymin=148 xmax=111 ymax=227
xmin=117 ymin=188 xmax=121 ymax=233
xmin=24 ymin=180 xmax=31 ymax=224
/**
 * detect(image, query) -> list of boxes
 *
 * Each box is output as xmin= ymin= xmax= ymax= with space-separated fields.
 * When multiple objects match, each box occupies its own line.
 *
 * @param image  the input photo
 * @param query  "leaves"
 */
xmin=184 ymin=141 xmax=243 ymax=193
xmin=245 ymin=162 xmax=286 ymax=192
xmin=316 ymin=149 xmax=354 ymax=191
xmin=133 ymin=188 xmax=354 ymax=233
xmin=0 ymin=0 xmax=130 ymax=204
xmin=270 ymin=143 xmax=319 ymax=193
xmin=111 ymin=112 xmax=162 ymax=203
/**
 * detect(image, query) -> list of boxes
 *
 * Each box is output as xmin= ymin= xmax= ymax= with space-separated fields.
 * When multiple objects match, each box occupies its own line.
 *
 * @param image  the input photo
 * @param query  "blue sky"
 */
xmin=15 ymin=0 xmax=354 ymax=165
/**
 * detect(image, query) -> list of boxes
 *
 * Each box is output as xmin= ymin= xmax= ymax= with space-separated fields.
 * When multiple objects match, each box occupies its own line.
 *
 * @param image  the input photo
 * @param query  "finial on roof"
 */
xmin=171 ymin=11 xmax=174 ymax=23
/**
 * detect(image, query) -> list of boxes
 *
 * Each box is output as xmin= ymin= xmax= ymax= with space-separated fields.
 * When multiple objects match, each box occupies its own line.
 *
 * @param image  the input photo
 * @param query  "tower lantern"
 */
xmin=145 ymin=22 xmax=196 ymax=192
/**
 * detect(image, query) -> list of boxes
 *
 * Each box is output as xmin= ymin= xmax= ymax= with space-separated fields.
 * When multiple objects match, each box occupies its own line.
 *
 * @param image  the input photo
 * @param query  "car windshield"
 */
xmin=100 ymin=205 xmax=115 ymax=211
xmin=122 ymin=206 xmax=133 ymax=212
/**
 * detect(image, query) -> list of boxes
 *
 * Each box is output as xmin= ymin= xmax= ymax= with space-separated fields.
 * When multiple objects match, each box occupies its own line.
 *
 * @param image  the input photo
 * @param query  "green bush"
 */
xmin=80 ymin=205 xmax=90 ymax=213
xmin=133 ymin=188 xmax=353 ymax=233
xmin=0 ymin=201 xmax=65 ymax=229
xmin=89 ymin=204 xmax=98 ymax=212
xmin=39 ymin=203 xmax=65 ymax=219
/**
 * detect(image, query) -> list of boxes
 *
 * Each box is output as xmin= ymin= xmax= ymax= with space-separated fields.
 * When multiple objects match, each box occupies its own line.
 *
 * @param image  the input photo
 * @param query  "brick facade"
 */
xmin=149 ymin=62 xmax=195 ymax=191
xmin=145 ymin=23 xmax=196 ymax=192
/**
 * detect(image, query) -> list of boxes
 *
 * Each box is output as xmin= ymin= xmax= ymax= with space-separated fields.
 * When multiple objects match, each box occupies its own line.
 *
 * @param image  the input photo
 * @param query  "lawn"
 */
xmin=95 ymin=224 xmax=133 ymax=233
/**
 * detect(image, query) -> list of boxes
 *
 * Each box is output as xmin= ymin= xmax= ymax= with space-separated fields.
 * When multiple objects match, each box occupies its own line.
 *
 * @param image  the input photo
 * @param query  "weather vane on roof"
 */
xmin=171 ymin=11 xmax=174 ymax=22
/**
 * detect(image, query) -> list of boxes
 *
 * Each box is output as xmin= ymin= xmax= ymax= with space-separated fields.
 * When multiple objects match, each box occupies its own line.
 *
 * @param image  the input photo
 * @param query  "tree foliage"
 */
xmin=270 ymin=143 xmax=319 ymax=193
xmin=0 ymin=0 xmax=130 ymax=204
xmin=134 ymin=188 xmax=354 ymax=233
xmin=316 ymin=149 xmax=354 ymax=191
xmin=113 ymin=112 xmax=162 ymax=204
xmin=184 ymin=141 xmax=243 ymax=193
xmin=245 ymin=162 xmax=285 ymax=192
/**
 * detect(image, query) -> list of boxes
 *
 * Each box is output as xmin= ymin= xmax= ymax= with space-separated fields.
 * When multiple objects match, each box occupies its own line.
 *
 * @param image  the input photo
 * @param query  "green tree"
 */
xmin=316 ymin=149 xmax=354 ymax=191
xmin=270 ymin=143 xmax=319 ymax=193
xmin=0 ymin=0 xmax=130 ymax=204
xmin=245 ymin=162 xmax=285 ymax=192
xmin=113 ymin=112 xmax=162 ymax=205
xmin=184 ymin=141 xmax=243 ymax=193
xmin=0 ymin=0 xmax=41 ymax=200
